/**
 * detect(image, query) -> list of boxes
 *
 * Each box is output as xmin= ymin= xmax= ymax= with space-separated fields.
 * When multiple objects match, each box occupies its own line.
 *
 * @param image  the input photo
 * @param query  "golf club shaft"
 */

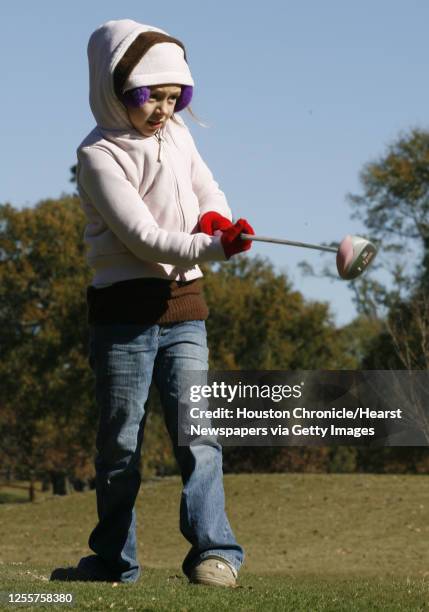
xmin=240 ymin=233 xmax=337 ymax=253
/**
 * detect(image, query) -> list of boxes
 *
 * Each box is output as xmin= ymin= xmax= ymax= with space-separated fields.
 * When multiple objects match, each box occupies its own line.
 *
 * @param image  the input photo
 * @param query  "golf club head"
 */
xmin=336 ymin=235 xmax=377 ymax=280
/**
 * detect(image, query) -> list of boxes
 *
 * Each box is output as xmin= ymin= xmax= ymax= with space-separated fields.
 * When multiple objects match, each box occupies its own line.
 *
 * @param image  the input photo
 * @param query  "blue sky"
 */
xmin=1 ymin=1 xmax=428 ymax=325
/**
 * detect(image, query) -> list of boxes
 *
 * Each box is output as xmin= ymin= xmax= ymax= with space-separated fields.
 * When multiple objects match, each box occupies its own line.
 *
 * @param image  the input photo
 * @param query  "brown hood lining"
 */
xmin=113 ymin=31 xmax=188 ymax=100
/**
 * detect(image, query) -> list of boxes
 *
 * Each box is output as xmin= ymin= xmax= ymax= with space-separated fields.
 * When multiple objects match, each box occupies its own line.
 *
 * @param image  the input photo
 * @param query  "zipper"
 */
xmin=157 ymin=133 xmax=186 ymax=233
xmin=154 ymin=129 xmax=187 ymax=281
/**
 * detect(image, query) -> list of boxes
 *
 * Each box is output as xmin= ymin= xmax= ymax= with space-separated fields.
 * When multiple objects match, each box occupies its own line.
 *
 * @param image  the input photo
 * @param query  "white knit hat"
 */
xmin=122 ymin=42 xmax=194 ymax=93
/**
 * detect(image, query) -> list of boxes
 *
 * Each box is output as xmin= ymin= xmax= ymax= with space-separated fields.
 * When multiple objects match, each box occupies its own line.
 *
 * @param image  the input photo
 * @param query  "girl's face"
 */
xmin=126 ymin=84 xmax=182 ymax=136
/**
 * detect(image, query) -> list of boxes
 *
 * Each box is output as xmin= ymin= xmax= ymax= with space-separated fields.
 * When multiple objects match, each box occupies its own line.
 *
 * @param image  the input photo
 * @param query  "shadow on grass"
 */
xmin=50 ymin=555 xmax=124 ymax=583
xmin=50 ymin=567 xmax=103 ymax=582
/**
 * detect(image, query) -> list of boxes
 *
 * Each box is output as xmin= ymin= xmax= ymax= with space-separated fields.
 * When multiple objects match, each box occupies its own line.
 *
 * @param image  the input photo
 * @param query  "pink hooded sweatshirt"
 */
xmin=76 ymin=19 xmax=231 ymax=287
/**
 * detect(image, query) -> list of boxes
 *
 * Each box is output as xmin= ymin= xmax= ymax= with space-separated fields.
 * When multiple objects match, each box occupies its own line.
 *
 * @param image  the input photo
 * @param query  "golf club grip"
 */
xmin=240 ymin=233 xmax=337 ymax=253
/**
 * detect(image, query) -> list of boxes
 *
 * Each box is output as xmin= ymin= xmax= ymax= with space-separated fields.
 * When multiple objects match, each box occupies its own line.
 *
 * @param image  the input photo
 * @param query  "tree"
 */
xmin=345 ymin=129 xmax=429 ymax=372
xmin=349 ymin=129 xmax=429 ymax=269
xmin=0 ymin=197 xmax=96 ymax=494
xmin=202 ymin=257 xmax=359 ymax=370
xmin=348 ymin=128 xmax=429 ymax=315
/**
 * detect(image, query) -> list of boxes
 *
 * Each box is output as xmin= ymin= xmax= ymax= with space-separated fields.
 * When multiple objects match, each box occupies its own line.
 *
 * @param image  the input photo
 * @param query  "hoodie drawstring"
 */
xmin=154 ymin=130 xmax=163 ymax=162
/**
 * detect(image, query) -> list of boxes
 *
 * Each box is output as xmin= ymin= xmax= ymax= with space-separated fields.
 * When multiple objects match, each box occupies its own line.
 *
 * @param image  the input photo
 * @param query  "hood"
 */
xmin=87 ymin=19 xmax=168 ymax=130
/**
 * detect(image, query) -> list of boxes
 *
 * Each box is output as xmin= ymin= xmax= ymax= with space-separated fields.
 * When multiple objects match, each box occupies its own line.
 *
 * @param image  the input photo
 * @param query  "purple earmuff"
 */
xmin=122 ymin=86 xmax=151 ymax=108
xmin=175 ymin=85 xmax=193 ymax=111
xmin=122 ymin=85 xmax=193 ymax=112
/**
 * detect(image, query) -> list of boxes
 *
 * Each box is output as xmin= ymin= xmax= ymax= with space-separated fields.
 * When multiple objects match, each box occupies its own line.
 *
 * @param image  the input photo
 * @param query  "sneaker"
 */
xmin=189 ymin=556 xmax=238 ymax=587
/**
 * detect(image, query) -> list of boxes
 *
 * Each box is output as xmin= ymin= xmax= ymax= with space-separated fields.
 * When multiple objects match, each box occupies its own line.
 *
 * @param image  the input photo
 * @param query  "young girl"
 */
xmin=75 ymin=19 xmax=254 ymax=587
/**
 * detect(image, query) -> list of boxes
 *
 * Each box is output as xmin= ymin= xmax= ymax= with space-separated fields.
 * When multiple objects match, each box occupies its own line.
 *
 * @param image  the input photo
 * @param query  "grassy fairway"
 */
xmin=1 ymin=473 xmax=429 ymax=610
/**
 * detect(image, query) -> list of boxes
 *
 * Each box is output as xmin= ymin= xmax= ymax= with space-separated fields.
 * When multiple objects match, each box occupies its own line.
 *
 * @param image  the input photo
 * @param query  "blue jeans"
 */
xmin=85 ymin=320 xmax=244 ymax=583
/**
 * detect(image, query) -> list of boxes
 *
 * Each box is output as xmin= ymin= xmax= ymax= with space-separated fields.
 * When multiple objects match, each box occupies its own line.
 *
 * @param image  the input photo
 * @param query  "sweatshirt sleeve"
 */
xmin=184 ymin=127 xmax=233 ymax=222
xmin=77 ymin=146 xmax=227 ymax=266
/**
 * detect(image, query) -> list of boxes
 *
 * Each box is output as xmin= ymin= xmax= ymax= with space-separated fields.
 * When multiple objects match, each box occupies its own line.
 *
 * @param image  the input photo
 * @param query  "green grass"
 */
xmin=1 ymin=565 xmax=429 ymax=611
xmin=1 ymin=474 xmax=429 ymax=610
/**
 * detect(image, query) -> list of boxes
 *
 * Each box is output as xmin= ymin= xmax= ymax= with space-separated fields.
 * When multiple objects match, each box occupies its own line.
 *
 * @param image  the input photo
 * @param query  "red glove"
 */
xmin=220 ymin=218 xmax=255 ymax=259
xmin=199 ymin=211 xmax=233 ymax=235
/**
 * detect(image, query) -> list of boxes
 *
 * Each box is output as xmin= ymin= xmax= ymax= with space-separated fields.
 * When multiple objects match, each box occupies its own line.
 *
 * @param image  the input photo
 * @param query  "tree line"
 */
xmin=1 ymin=128 xmax=428 ymax=499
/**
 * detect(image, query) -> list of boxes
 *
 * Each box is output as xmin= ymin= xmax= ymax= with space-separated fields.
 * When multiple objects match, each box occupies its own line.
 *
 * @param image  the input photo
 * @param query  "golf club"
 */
xmin=240 ymin=233 xmax=377 ymax=280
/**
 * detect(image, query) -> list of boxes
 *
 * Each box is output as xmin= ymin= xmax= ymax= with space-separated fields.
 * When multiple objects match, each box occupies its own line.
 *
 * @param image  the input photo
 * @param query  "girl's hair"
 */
xmin=113 ymin=31 xmax=207 ymax=127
